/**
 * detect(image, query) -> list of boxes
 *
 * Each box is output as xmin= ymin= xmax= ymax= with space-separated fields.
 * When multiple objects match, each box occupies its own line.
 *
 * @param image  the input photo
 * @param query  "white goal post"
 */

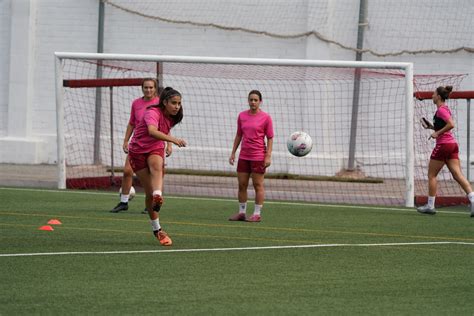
xmin=54 ymin=52 xmax=414 ymax=207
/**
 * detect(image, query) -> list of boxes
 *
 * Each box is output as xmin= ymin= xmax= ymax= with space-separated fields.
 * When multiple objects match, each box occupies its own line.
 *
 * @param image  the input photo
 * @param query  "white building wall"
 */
xmin=0 ymin=0 xmax=12 ymax=137
xmin=0 ymin=0 xmax=472 ymax=165
xmin=103 ymin=3 xmax=308 ymax=59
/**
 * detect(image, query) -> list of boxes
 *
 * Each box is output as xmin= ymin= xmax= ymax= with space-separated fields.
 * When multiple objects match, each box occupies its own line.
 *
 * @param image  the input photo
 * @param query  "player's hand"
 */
xmin=166 ymin=145 xmax=173 ymax=157
xmin=122 ymin=143 xmax=129 ymax=154
xmin=420 ymin=117 xmax=434 ymax=130
xmin=430 ymin=131 xmax=439 ymax=139
xmin=229 ymin=155 xmax=235 ymax=165
xmin=173 ymin=138 xmax=186 ymax=147
xmin=264 ymin=158 xmax=271 ymax=168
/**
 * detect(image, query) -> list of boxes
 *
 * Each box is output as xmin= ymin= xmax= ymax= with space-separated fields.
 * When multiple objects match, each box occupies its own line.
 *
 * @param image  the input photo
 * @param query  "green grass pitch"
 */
xmin=1 ymin=187 xmax=473 ymax=315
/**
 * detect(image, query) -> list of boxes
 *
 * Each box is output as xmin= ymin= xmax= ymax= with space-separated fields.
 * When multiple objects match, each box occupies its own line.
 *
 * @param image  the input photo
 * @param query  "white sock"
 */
xmin=254 ymin=204 xmax=262 ymax=216
xmin=467 ymin=192 xmax=474 ymax=204
xmin=151 ymin=219 xmax=161 ymax=232
xmin=120 ymin=194 xmax=129 ymax=203
xmin=239 ymin=202 xmax=247 ymax=214
xmin=153 ymin=190 xmax=162 ymax=197
xmin=427 ymin=196 xmax=435 ymax=208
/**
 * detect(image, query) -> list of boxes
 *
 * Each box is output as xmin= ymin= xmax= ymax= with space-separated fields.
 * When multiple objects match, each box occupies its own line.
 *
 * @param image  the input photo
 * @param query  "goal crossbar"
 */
xmin=414 ymin=91 xmax=474 ymax=100
xmin=55 ymin=52 xmax=412 ymax=70
xmin=63 ymin=78 xmax=145 ymax=88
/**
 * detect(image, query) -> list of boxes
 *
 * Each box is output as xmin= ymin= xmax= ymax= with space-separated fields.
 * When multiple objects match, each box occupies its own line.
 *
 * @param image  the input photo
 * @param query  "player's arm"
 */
xmin=264 ymin=138 xmax=273 ymax=168
xmin=431 ymin=117 xmax=454 ymax=139
xmin=122 ymin=123 xmax=134 ymax=153
xmin=147 ymin=125 xmax=186 ymax=147
xmin=229 ymin=134 xmax=242 ymax=165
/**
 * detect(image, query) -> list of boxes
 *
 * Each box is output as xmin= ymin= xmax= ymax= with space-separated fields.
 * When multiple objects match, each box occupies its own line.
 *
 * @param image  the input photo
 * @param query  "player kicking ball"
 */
xmin=127 ymin=87 xmax=186 ymax=245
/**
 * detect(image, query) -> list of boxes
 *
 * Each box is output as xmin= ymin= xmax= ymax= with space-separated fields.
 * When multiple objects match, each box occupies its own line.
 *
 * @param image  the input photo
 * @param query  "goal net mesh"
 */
xmin=59 ymin=57 xmax=466 ymax=206
xmin=102 ymin=0 xmax=473 ymax=57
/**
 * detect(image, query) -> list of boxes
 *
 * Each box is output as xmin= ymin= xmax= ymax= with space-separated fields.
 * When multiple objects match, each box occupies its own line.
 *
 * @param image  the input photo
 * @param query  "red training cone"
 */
xmin=39 ymin=225 xmax=54 ymax=231
xmin=47 ymin=219 xmax=62 ymax=225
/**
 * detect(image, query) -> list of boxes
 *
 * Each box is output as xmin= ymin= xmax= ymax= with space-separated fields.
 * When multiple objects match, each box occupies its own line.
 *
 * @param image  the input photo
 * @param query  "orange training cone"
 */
xmin=47 ymin=219 xmax=62 ymax=225
xmin=39 ymin=225 xmax=54 ymax=231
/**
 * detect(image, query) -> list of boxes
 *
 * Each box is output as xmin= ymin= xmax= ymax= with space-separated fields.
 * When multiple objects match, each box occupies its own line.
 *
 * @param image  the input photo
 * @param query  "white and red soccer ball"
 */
xmin=287 ymin=131 xmax=313 ymax=157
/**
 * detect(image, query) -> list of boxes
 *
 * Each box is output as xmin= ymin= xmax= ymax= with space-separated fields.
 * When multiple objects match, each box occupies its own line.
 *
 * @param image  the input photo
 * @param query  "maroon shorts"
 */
xmin=237 ymin=159 xmax=266 ymax=174
xmin=128 ymin=148 xmax=165 ymax=173
xmin=430 ymin=143 xmax=459 ymax=161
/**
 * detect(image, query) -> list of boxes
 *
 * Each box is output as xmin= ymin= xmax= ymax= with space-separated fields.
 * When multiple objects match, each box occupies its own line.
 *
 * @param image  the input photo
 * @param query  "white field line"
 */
xmin=0 ymin=187 xmax=468 ymax=214
xmin=1 ymin=241 xmax=473 ymax=258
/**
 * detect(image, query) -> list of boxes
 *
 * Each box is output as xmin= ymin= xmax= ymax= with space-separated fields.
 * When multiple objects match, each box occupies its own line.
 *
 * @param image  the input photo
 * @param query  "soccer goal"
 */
xmin=55 ymin=52 xmax=416 ymax=206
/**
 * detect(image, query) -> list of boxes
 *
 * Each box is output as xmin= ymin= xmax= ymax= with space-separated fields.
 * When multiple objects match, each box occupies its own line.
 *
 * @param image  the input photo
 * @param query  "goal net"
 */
xmin=56 ymin=53 xmax=419 ymax=206
xmin=101 ymin=0 xmax=473 ymax=58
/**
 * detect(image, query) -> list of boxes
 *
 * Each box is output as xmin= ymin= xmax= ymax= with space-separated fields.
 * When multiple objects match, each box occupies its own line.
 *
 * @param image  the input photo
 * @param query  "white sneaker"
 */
xmin=416 ymin=204 xmax=436 ymax=215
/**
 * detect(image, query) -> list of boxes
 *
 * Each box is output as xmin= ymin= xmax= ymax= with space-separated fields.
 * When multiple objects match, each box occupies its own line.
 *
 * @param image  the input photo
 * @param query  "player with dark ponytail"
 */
xmin=128 ymin=87 xmax=186 ymax=245
xmin=417 ymin=86 xmax=474 ymax=216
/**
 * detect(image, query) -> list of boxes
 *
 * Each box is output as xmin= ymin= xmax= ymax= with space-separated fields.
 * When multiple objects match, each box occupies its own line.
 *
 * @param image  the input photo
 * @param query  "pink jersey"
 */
xmin=434 ymin=105 xmax=456 ymax=144
xmin=128 ymin=107 xmax=173 ymax=154
xmin=237 ymin=109 xmax=274 ymax=161
xmin=128 ymin=96 xmax=159 ymax=127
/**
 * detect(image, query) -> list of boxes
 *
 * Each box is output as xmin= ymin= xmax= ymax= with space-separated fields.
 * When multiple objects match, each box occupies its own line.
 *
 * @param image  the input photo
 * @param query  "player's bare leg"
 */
xmin=229 ymin=172 xmax=250 ymax=221
xmin=135 ymin=166 xmax=171 ymax=246
xmin=134 ymin=168 xmax=153 ymax=218
xmin=148 ymin=155 xmax=164 ymax=212
xmin=247 ymin=173 xmax=264 ymax=222
xmin=110 ymin=157 xmax=134 ymax=213
xmin=417 ymin=159 xmax=444 ymax=215
xmin=121 ymin=156 xmax=134 ymax=195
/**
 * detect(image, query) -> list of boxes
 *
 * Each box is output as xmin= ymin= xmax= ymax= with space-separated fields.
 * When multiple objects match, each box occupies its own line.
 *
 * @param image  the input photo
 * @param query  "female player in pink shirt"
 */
xmin=228 ymin=90 xmax=274 ymax=222
xmin=128 ymin=87 xmax=186 ymax=245
xmin=417 ymin=85 xmax=474 ymax=216
xmin=110 ymin=78 xmax=160 ymax=213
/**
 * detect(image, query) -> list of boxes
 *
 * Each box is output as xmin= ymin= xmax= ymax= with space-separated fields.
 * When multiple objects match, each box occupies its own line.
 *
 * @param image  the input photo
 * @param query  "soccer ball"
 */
xmin=119 ymin=186 xmax=136 ymax=201
xmin=287 ymin=131 xmax=313 ymax=157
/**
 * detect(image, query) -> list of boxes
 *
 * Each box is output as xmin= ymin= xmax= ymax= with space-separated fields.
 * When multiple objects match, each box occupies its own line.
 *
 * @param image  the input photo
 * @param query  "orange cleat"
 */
xmin=155 ymin=230 xmax=172 ymax=246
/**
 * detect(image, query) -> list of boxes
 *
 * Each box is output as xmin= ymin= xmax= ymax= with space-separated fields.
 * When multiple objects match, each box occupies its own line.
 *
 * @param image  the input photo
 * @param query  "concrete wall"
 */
xmin=0 ymin=0 xmax=472 ymax=165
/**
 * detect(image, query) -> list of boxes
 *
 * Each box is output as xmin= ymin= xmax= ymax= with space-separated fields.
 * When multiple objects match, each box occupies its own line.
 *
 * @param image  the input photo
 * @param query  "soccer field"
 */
xmin=1 ymin=187 xmax=473 ymax=315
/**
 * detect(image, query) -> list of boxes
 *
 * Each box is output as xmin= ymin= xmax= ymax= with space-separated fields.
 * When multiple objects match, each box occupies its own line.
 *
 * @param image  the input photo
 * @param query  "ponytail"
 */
xmin=436 ymin=85 xmax=453 ymax=101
